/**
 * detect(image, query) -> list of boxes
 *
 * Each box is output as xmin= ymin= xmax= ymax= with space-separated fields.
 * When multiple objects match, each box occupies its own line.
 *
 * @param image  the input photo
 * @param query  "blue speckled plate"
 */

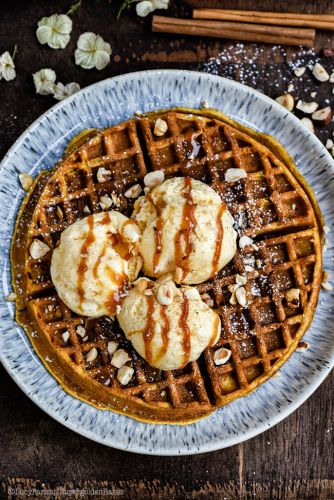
xmin=1 ymin=70 xmax=333 ymax=455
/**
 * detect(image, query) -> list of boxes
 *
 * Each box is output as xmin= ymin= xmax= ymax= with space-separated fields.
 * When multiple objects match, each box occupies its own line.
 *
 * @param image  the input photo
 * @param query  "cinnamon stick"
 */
xmin=152 ymin=16 xmax=315 ymax=47
xmin=193 ymin=9 xmax=334 ymax=31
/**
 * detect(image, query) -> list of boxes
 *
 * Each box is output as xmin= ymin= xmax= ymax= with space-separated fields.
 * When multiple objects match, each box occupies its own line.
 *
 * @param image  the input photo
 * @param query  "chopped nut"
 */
xmin=287 ymin=83 xmax=294 ymax=93
xmin=285 ymin=288 xmax=300 ymax=308
xmin=174 ymin=267 xmax=183 ymax=284
xmin=62 ymin=330 xmax=70 ymax=343
xmin=154 ymin=118 xmax=168 ymax=136
xmin=300 ymin=117 xmax=315 ymax=133
xmin=310 ymin=91 xmax=317 ymax=98
xmin=326 ymin=139 xmax=334 ymax=150
xmin=83 ymin=205 xmax=91 ymax=214
xmin=117 ymin=365 xmax=134 ymax=385
xmin=228 ymin=283 xmax=240 ymax=293
xmin=97 ymin=167 xmax=111 ymax=183
xmin=255 ymin=259 xmax=262 ymax=269
xmin=201 ymin=293 xmax=214 ymax=308
xmin=275 ymin=93 xmax=294 ymax=112
xmin=296 ymin=100 xmax=319 ymax=114
xmin=144 ymin=187 xmax=150 ymax=194
xmin=144 ymin=170 xmax=165 ymax=188
xmin=143 ymin=289 xmax=153 ymax=296
xmin=236 ymin=286 xmax=247 ymax=306
xmin=312 ymin=62 xmax=330 ymax=82
xmin=245 ymin=265 xmax=254 ymax=273
xmin=312 ymin=107 xmax=332 ymax=126
xmin=157 ymin=284 xmax=174 ymax=305
xmin=239 ymin=235 xmax=253 ymax=249
xmin=111 ymin=193 xmax=121 ymax=208
xmin=122 ymin=222 xmax=141 ymax=243
xmin=19 ymin=172 xmax=33 ymax=191
xmin=29 ymin=239 xmax=50 ymax=259
xmin=76 ymin=325 xmax=86 ymax=337
xmin=107 ymin=341 xmax=118 ymax=356
xmin=330 ymin=71 xmax=334 ymax=83
xmin=293 ymin=66 xmax=306 ymax=77
xmin=99 ymin=195 xmax=113 ymax=210
xmin=224 ymin=168 xmax=247 ymax=183
xmin=296 ymin=341 xmax=309 ymax=352
xmin=214 ymin=347 xmax=232 ymax=366
xmin=5 ymin=292 xmax=16 ymax=302
xmin=86 ymin=348 xmax=98 ymax=362
xmin=111 ymin=349 xmax=131 ymax=368
xmin=235 ymin=274 xmax=247 ymax=285
xmin=202 ymin=100 xmax=209 ymax=108
xmin=124 ymin=183 xmax=142 ymax=199
xmin=82 ymin=336 xmax=89 ymax=342
xmin=56 ymin=206 xmax=64 ymax=220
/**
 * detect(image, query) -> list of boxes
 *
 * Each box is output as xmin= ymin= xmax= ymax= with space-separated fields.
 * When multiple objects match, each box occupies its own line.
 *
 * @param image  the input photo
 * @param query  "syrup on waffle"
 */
xmin=11 ymin=109 xmax=323 ymax=423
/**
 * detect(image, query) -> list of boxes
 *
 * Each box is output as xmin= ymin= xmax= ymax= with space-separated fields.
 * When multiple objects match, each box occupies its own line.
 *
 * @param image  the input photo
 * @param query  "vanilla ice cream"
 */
xmin=117 ymin=275 xmax=221 ymax=370
xmin=133 ymin=177 xmax=237 ymax=285
xmin=51 ymin=211 xmax=142 ymax=317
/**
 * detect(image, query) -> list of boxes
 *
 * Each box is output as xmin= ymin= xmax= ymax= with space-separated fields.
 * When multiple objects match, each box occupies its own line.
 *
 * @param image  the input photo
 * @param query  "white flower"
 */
xmin=136 ymin=0 xmax=168 ymax=17
xmin=53 ymin=82 xmax=80 ymax=100
xmin=33 ymin=68 xmax=57 ymax=95
xmin=0 ymin=51 xmax=16 ymax=81
xmin=36 ymin=14 xmax=73 ymax=49
xmin=75 ymin=32 xmax=111 ymax=70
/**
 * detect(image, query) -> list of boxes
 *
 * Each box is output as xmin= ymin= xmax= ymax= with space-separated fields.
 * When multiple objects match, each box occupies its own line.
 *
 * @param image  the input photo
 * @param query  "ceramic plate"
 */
xmin=1 ymin=70 xmax=333 ymax=456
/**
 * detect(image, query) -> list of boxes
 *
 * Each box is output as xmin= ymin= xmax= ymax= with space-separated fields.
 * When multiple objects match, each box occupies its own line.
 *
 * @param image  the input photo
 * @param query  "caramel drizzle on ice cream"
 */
xmin=212 ymin=204 xmax=226 ymax=277
xmin=174 ymin=177 xmax=197 ymax=280
xmin=146 ymin=193 xmax=165 ymax=274
xmin=77 ymin=215 xmax=95 ymax=311
xmin=155 ymin=304 xmax=171 ymax=364
xmin=143 ymin=294 xmax=156 ymax=364
xmin=104 ymin=266 xmax=128 ymax=315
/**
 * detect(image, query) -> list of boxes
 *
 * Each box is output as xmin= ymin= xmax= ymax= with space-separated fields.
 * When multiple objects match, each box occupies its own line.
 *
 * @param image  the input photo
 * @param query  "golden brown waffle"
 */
xmin=12 ymin=109 xmax=323 ymax=424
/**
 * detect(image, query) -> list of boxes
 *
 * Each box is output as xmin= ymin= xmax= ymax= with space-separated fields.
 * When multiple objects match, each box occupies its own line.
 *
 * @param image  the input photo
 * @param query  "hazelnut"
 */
xmin=296 ymin=100 xmax=319 ymax=114
xmin=117 ymin=365 xmax=134 ymax=385
xmin=157 ymin=284 xmax=174 ymax=306
xmin=107 ymin=341 xmax=118 ymax=356
xmin=312 ymin=63 xmax=330 ymax=82
xmin=124 ymin=184 xmax=142 ymax=199
xmin=111 ymin=349 xmax=131 ymax=368
xmin=311 ymin=107 xmax=332 ymax=126
xmin=300 ymin=117 xmax=315 ymax=133
xmin=285 ymin=288 xmax=300 ymax=308
xmin=275 ymin=94 xmax=294 ymax=112
xmin=293 ymin=67 xmax=306 ymax=77
xmin=214 ymin=348 xmax=232 ymax=366
xmin=86 ymin=348 xmax=98 ymax=362
xmin=144 ymin=170 xmax=165 ymax=188
xmin=154 ymin=118 xmax=168 ymax=137
xmin=224 ymin=168 xmax=247 ymax=183
xmin=29 ymin=239 xmax=50 ymax=259
xmin=97 ymin=167 xmax=111 ymax=183
xmin=19 ymin=173 xmax=33 ymax=191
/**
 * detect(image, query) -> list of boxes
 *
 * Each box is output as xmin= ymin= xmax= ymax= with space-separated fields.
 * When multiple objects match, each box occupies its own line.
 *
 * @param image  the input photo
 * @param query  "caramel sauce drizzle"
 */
xmin=155 ymin=304 xmax=171 ymax=364
xmin=212 ymin=204 xmax=226 ymax=277
xmin=180 ymin=290 xmax=191 ymax=368
xmin=146 ymin=193 xmax=165 ymax=274
xmin=143 ymin=294 xmax=156 ymax=364
xmin=104 ymin=264 xmax=128 ymax=315
xmin=77 ymin=215 xmax=95 ymax=310
xmin=174 ymin=177 xmax=197 ymax=280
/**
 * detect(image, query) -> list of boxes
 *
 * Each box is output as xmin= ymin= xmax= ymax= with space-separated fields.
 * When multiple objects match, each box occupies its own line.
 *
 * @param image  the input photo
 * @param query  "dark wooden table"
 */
xmin=1 ymin=1 xmax=333 ymax=498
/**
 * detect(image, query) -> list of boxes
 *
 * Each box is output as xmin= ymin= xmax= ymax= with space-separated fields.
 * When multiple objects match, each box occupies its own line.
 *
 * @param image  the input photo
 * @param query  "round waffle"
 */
xmin=11 ymin=108 xmax=323 ymax=424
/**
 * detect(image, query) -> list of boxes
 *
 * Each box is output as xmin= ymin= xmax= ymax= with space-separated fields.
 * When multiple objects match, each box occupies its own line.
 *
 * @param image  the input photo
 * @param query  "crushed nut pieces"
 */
xmin=154 ymin=118 xmax=168 ymax=136
xmin=214 ymin=347 xmax=232 ymax=366
xmin=144 ymin=170 xmax=165 ymax=188
xmin=29 ymin=239 xmax=50 ymax=259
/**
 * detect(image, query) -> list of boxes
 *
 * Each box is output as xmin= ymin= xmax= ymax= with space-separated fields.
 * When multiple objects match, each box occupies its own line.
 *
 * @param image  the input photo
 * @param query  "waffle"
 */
xmin=11 ymin=108 xmax=323 ymax=424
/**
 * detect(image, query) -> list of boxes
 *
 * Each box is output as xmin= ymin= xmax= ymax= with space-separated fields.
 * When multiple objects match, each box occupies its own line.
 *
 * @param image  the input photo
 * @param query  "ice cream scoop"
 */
xmin=133 ymin=177 xmax=237 ymax=285
xmin=51 ymin=211 xmax=142 ymax=317
xmin=117 ymin=275 xmax=221 ymax=370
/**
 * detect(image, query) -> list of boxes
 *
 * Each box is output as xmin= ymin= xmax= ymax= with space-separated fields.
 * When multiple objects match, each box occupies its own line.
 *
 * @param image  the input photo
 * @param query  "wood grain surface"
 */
xmin=1 ymin=1 xmax=333 ymax=499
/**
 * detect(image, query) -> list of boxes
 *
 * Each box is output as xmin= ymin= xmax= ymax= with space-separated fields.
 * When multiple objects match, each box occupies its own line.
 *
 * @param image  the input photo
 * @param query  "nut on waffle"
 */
xmin=11 ymin=108 xmax=323 ymax=424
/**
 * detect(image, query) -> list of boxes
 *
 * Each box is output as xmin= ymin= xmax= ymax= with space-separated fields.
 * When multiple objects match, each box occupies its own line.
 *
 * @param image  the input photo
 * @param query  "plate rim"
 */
xmin=1 ymin=69 xmax=333 ymax=456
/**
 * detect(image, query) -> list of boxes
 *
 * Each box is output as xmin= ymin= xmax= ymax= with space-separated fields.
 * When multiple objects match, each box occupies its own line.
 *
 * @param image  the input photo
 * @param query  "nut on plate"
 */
xmin=154 ymin=118 xmax=168 ymax=136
